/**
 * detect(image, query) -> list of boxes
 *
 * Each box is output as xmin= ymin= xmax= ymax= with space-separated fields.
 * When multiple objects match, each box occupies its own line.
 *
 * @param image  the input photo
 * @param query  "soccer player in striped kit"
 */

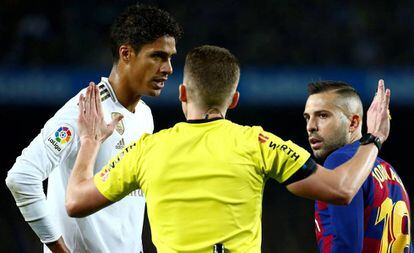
xmin=5 ymin=4 xmax=182 ymax=253
xmin=304 ymin=81 xmax=412 ymax=253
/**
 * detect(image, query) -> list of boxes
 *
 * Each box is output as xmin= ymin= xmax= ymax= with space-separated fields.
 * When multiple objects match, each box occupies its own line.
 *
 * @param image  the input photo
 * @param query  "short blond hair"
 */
xmin=184 ymin=45 xmax=240 ymax=108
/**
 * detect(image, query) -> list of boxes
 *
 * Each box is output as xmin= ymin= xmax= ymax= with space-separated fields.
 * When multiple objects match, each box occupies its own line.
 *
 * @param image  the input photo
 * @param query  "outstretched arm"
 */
xmin=65 ymin=83 xmax=122 ymax=217
xmin=5 ymin=95 xmax=86 ymax=252
xmin=287 ymin=79 xmax=391 ymax=204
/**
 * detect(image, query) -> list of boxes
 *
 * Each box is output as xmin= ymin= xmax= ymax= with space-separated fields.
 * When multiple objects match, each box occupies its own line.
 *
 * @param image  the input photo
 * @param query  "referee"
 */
xmin=66 ymin=45 xmax=391 ymax=253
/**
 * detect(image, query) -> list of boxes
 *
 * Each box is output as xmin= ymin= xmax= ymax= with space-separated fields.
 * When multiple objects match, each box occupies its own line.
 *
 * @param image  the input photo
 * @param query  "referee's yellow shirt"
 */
xmin=94 ymin=119 xmax=311 ymax=253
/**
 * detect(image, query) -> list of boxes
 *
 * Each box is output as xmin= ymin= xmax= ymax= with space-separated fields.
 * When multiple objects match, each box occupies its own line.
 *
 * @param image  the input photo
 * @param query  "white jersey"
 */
xmin=6 ymin=77 xmax=153 ymax=253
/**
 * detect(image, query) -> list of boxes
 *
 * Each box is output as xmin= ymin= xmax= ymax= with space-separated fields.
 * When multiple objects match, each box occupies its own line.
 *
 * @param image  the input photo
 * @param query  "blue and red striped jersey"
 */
xmin=315 ymin=141 xmax=413 ymax=253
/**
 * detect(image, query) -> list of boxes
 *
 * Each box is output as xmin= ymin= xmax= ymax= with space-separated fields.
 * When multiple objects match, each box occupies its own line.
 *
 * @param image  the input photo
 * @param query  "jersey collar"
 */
xmin=98 ymin=77 xmax=118 ymax=103
xmin=186 ymin=117 xmax=223 ymax=123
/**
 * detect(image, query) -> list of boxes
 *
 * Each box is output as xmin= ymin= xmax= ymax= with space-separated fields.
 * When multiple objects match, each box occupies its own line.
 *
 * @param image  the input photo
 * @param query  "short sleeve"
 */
xmin=94 ymin=134 xmax=149 ymax=201
xmin=257 ymin=129 xmax=311 ymax=183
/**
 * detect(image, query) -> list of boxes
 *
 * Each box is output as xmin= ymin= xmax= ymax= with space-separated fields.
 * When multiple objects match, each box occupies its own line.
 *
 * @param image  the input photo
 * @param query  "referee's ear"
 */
xmin=228 ymin=91 xmax=239 ymax=109
xmin=179 ymin=84 xmax=187 ymax=102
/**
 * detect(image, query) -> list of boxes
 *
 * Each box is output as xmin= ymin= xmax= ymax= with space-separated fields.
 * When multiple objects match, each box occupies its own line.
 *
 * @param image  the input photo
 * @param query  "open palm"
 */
xmin=78 ymin=82 xmax=123 ymax=144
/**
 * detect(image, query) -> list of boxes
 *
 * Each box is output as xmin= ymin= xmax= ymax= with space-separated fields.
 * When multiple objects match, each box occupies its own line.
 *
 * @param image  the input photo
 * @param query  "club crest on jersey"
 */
xmin=45 ymin=124 xmax=74 ymax=155
xmin=111 ymin=112 xmax=124 ymax=135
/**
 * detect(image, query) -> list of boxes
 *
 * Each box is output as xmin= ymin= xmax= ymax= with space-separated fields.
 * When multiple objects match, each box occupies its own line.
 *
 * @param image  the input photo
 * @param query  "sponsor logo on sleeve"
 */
xmin=268 ymin=141 xmax=300 ymax=161
xmin=45 ymin=125 xmax=74 ymax=155
xmin=99 ymin=142 xmax=137 ymax=182
xmin=258 ymin=133 xmax=269 ymax=143
xmin=100 ymin=167 xmax=111 ymax=182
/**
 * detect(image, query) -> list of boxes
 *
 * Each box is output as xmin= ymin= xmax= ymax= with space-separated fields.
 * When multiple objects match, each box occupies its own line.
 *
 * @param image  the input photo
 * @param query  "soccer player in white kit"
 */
xmin=5 ymin=4 xmax=182 ymax=253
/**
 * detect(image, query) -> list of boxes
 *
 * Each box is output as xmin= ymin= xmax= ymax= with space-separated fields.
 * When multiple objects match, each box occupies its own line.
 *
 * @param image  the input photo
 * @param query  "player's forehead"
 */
xmin=140 ymin=35 xmax=177 ymax=55
xmin=304 ymin=92 xmax=339 ymax=114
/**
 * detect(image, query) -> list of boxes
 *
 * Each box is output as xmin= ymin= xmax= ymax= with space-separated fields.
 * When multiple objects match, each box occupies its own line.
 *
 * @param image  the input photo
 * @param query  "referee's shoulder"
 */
xmin=225 ymin=120 xmax=266 ymax=138
xmin=146 ymin=124 xmax=177 ymax=139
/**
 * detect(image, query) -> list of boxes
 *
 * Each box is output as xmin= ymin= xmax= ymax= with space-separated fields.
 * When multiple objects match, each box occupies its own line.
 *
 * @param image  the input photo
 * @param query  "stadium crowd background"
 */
xmin=0 ymin=1 xmax=413 ymax=252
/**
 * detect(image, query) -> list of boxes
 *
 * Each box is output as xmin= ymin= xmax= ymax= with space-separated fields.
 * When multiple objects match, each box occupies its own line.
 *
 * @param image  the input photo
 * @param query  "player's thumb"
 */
xmin=108 ymin=114 xmax=124 ymax=132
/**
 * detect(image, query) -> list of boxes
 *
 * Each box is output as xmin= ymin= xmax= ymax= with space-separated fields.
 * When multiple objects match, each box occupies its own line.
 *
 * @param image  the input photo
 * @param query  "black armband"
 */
xmin=282 ymin=158 xmax=317 ymax=185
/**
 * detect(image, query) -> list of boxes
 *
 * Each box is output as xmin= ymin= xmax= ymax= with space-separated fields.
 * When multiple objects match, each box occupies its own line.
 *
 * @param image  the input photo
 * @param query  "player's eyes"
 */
xmin=151 ymin=52 xmax=171 ymax=62
xmin=151 ymin=53 xmax=162 ymax=59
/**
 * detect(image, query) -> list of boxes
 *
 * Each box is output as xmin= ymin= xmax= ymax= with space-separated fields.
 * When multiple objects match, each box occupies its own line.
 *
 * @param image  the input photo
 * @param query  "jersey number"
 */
xmin=375 ymin=197 xmax=411 ymax=252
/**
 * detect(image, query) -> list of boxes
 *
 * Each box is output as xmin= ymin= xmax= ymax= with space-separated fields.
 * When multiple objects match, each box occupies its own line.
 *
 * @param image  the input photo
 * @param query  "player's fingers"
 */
xmin=378 ymin=82 xmax=389 ymax=117
xmin=87 ymin=83 xmax=95 ymax=115
xmin=385 ymin=89 xmax=391 ymax=106
xmin=368 ymin=91 xmax=378 ymax=113
xmin=89 ymin=82 xmax=97 ymax=115
xmin=85 ymin=84 xmax=92 ymax=115
xmin=385 ymin=89 xmax=391 ymax=117
xmin=95 ymin=84 xmax=104 ymax=118
xmin=370 ymin=79 xmax=385 ymax=113
xmin=108 ymin=114 xmax=123 ymax=132
xmin=377 ymin=79 xmax=385 ymax=105
xmin=78 ymin=94 xmax=85 ymax=117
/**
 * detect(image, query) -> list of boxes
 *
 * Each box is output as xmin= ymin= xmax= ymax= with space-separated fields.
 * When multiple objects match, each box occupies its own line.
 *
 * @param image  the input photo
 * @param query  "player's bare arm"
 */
xmin=65 ymin=83 xmax=121 ymax=217
xmin=287 ymin=79 xmax=391 ymax=204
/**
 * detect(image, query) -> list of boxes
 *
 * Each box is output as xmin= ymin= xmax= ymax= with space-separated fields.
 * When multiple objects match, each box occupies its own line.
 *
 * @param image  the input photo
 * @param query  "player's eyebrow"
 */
xmin=152 ymin=49 xmax=176 ymax=57
xmin=303 ymin=110 xmax=329 ymax=117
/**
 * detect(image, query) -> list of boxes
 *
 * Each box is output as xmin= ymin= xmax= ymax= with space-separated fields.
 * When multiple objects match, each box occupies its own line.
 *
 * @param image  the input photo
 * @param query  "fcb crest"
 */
xmin=111 ymin=112 xmax=124 ymax=135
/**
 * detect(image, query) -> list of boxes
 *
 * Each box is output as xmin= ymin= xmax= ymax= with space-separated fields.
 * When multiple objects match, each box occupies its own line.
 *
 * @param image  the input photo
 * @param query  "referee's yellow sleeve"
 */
xmin=257 ymin=129 xmax=311 ymax=183
xmin=94 ymin=135 xmax=148 ymax=201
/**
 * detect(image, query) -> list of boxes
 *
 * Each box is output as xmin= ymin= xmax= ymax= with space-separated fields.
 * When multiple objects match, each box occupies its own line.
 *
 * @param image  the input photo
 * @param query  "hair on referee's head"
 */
xmin=184 ymin=45 xmax=240 ymax=108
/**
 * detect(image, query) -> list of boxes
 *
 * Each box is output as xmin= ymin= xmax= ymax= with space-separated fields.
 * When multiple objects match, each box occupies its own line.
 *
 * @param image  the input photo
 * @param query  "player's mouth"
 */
xmin=309 ymin=137 xmax=323 ymax=150
xmin=152 ymin=77 xmax=168 ymax=89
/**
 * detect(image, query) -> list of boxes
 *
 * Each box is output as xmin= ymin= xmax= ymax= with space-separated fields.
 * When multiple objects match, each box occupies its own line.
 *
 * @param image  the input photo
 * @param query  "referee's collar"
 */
xmin=186 ymin=117 xmax=223 ymax=123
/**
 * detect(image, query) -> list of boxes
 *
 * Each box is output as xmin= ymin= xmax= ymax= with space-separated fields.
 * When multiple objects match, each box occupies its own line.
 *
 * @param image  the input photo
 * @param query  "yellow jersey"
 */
xmin=94 ymin=118 xmax=311 ymax=253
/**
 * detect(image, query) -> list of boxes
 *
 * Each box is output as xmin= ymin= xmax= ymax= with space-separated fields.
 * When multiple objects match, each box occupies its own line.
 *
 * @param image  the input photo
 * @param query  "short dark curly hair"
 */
xmin=110 ymin=4 xmax=183 ymax=62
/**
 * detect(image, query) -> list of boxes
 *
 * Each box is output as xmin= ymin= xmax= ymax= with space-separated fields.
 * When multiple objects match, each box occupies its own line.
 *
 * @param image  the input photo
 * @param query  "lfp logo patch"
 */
xmin=45 ymin=124 xmax=74 ymax=155
xmin=55 ymin=127 xmax=72 ymax=144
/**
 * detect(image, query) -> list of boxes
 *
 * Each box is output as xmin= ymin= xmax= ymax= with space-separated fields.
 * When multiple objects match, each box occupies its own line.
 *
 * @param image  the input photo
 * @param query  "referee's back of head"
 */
xmin=183 ymin=45 xmax=240 ymax=109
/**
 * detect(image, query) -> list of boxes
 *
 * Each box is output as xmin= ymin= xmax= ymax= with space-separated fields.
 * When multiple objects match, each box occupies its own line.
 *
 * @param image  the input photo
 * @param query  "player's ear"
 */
xmin=179 ymin=84 xmax=187 ymax=102
xmin=119 ymin=45 xmax=132 ymax=63
xmin=349 ymin=114 xmax=361 ymax=132
xmin=228 ymin=91 xmax=239 ymax=109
